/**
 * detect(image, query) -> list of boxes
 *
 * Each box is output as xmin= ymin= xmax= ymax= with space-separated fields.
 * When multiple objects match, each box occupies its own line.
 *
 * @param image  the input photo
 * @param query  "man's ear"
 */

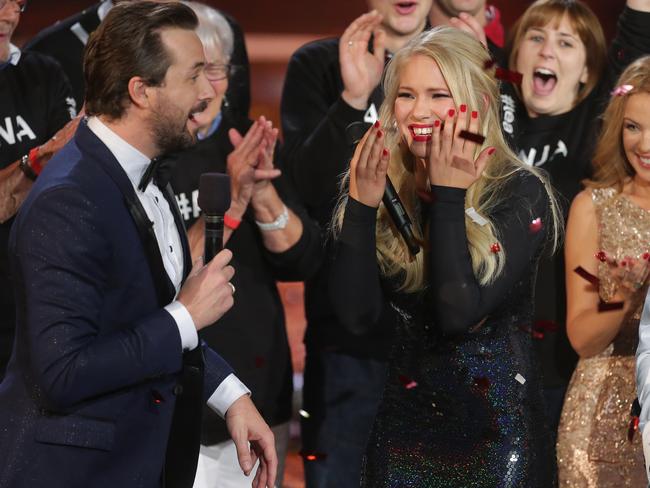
xmin=128 ymin=77 xmax=152 ymax=110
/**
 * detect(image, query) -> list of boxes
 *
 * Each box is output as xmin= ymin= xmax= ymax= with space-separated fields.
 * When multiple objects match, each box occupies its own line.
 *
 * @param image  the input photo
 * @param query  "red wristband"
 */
xmin=224 ymin=213 xmax=241 ymax=230
xmin=29 ymin=147 xmax=43 ymax=175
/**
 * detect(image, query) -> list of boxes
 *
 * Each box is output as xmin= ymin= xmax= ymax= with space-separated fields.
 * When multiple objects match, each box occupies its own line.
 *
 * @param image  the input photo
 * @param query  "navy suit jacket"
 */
xmin=0 ymin=122 xmax=233 ymax=487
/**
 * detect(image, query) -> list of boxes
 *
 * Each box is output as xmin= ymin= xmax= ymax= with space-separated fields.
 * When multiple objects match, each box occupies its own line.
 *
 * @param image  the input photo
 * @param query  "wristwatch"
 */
xmin=255 ymin=205 xmax=289 ymax=231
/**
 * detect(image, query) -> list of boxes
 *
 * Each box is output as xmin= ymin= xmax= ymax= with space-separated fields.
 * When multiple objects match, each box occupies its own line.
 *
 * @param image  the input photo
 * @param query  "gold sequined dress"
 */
xmin=557 ymin=187 xmax=648 ymax=487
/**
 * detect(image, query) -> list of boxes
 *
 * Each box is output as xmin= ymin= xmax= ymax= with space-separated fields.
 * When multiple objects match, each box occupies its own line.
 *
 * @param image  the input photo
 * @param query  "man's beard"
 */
xmin=149 ymin=98 xmax=204 ymax=156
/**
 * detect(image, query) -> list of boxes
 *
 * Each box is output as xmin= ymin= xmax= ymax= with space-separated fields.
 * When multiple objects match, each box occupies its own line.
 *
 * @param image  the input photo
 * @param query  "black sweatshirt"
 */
xmin=500 ymin=6 xmax=650 ymax=388
xmin=0 ymin=50 xmax=75 ymax=377
xmin=167 ymin=111 xmax=323 ymax=445
xmin=25 ymin=1 xmax=252 ymax=120
xmin=330 ymin=172 xmax=550 ymax=336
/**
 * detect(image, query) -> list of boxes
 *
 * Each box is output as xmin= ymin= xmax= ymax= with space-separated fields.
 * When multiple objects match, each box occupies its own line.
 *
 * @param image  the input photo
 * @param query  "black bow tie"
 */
xmin=138 ymin=157 xmax=175 ymax=191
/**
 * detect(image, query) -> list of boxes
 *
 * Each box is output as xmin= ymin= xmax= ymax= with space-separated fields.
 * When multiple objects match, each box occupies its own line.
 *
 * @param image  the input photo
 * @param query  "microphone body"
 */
xmin=382 ymin=176 xmax=420 ymax=257
xmin=203 ymin=214 xmax=224 ymax=263
xmin=198 ymin=173 xmax=231 ymax=265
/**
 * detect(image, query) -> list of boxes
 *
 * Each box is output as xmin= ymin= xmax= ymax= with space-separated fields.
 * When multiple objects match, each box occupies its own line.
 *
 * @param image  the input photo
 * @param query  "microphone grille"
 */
xmin=198 ymin=173 xmax=231 ymax=215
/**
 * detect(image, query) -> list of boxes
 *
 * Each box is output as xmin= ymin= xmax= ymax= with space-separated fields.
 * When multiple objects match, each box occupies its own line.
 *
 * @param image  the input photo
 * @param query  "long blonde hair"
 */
xmin=588 ymin=56 xmax=650 ymax=191
xmin=333 ymin=27 xmax=561 ymax=292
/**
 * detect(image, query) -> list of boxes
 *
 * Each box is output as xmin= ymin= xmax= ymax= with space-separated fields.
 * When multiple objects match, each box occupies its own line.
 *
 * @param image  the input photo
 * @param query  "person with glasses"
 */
xmin=24 ymin=0 xmax=251 ymax=119
xmin=0 ymin=0 xmax=76 ymax=379
xmin=166 ymin=3 xmax=322 ymax=487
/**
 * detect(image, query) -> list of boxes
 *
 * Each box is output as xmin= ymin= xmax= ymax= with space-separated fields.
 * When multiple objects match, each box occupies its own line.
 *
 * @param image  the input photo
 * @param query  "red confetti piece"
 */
xmin=473 ymin=376 xmax=490 ymax=395
xmin=643 ymin=252 xmax=650 ymax=261
xmin=151 ymin=390 xmax=164 ymax=405
xmin=595 ymin=251 xmax=607 ymax=263
xmin=490 ymin=242 xmax=501 ymax=253
xmin=574 ymin=266 xmax=599 ymax=287
xmin=299 ymin=451 xmax=328 ymax=462
xmin=398 ymin=374 xmax=418 ymax=389
xmin=529 ymin=218 xmax=542 ymax=234
xmin=531 ymin=320 xmax=559 ymax=340
xmin=484 ymin=58 xmax=497 ymax=70
xmin=494 ymin=67 xmax=523 ymax=85
xmin=611 ymin=84 xmax=634 ymax=96
xmin=458 ymin=129 xmax=486 ymax=145
xmin=628 ymin=416 xmax=640 ymax=443
xmin=598 ymin=300 xmax=624 ymax=312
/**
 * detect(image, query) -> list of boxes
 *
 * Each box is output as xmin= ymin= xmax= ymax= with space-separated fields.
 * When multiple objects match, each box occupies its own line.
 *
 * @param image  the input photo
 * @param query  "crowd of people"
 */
xmin=2 ymin=0 xmax=650 ymax=487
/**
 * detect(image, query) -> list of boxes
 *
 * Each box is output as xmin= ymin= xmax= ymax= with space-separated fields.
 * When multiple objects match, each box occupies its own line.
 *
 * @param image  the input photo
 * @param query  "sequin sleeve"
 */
xmin=428 ymin=171 xmax=551 ymax=335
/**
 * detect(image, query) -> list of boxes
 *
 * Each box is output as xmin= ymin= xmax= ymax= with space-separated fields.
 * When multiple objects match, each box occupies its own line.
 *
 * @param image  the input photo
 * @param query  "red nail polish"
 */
xmin=460 ymin=104 xmax=467 ymax=113
xmin=377 ymin=130 xmax=383 ymax=138
xmin=434 ymin=120 xmax=441 ymax=128
xmin=471 ymin=111 xmax=478 ymax=119
xmin=382 ymin=148 xmax=389 ymax=157
xmin=488 ymin=147 xmax=496 ymax=155
xmin=373 ymin=120 xmax=380 ymax=128
xmin=448 ymin=109 xmax=455 ymax=117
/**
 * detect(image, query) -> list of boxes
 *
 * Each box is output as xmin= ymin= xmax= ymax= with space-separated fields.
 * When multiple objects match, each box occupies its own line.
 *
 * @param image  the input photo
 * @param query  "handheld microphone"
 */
xmin=383 ymin=176 xmax=421 ymax=257
xmin=198 ymin=173 xmax=231 ymax=264
xmin=345 ymin=121 xmax=420 ymax=257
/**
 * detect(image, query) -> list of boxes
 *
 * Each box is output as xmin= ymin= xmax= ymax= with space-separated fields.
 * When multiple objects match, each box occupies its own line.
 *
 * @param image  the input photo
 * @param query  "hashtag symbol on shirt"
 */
xmin=175 ymin=193 xmax=193 ymax=221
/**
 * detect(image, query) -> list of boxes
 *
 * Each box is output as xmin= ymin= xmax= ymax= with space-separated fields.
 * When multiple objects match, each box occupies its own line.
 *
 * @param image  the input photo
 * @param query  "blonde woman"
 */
xmin=558 ymin=56 xmax=650 ymax=487
xmin=329 ymin=26 xmax=560 ymax=486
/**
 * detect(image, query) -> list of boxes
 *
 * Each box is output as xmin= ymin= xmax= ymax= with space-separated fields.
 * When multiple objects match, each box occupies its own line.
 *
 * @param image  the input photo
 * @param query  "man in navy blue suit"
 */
xmin=0 ymin=2 xmax=276 ymax=487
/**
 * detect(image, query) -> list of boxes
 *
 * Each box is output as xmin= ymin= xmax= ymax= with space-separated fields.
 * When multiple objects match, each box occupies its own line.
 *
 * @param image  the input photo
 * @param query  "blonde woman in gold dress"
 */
xmin=557 ymin=56 xmax=650 ymax=487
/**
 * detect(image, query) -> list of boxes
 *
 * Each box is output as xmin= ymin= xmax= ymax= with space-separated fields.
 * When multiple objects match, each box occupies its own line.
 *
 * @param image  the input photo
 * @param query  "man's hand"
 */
xmin=177 ymin=249 xmax=235 ymax=330
xmin=339 ymin=10 xmax=386 ymax=110
xmin=226 ymin=394 xmax=278 ymax=488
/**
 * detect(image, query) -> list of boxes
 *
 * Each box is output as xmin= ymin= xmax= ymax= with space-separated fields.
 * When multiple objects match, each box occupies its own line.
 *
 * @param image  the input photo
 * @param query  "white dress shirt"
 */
xmin=636 ymin=286 xmax=650 ymax=482
xmin=87 ymin=116 xmax=249 ymax=417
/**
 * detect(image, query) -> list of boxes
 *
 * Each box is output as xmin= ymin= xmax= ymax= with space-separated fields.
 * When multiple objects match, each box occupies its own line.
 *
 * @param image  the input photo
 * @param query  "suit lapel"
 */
xmin=75 ymin=122 xmax=176 ymax=306
xmin=160 ymin=183 xmax=192 ymax=282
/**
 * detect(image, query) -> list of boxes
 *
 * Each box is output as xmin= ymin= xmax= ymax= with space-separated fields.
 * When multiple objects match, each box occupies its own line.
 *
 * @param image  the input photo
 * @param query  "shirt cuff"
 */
xmin=165 ymin=301 xmax=198 ymax=351
xmin=206 ymin=373 xmax=251 ymax=418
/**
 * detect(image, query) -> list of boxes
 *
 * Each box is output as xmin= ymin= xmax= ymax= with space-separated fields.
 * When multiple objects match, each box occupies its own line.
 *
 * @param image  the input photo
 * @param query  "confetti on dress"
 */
xmin=529 ymin=218 xmax=542 ymax=233
xmin=466 ymin=207 xmax=488 ymax=226
xmin=514 ymin=374 xmax=526 ymax=385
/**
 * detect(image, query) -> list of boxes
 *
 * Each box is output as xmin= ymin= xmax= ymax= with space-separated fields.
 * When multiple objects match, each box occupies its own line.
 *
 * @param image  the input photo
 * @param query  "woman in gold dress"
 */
xmin=557 ymin=56 xmax=650 ymax=486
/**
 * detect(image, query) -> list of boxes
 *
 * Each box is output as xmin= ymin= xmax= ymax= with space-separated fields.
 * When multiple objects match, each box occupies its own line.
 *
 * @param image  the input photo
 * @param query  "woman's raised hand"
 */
xmin=349 ymin=121 xmax=389 ymax=208
xmin=427 ymin=105 xmax=495 ymax=189
xmin=227 ymin=116 xmax=281 ymax=215
xmin=339 ymin=10 xmax=386 ymax=110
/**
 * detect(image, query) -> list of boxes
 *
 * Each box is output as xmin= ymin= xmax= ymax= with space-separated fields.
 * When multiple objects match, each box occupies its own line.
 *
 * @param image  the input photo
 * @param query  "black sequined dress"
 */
xmin=330 ymin=172 xmax=557 ymax=487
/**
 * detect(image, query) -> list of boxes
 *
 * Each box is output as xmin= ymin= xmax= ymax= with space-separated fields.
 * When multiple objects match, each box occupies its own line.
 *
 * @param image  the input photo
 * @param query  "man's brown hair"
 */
xmin=83 ymin=1 xmax=198 ymax=119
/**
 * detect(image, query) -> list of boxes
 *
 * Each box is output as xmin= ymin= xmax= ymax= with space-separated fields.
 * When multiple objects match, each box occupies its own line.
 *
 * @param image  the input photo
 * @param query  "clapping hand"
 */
xmin=339 ymin=10 xmax=386 ymax=110
xmin=349 ymin=121 xmax=389 ymax=208
xmin=449 ymin=12 xmax=488 ymax=49
xmin=227 ymin=116 xmax=281 ymax=217
xmin=427 ymin=105 xmax=495 ymax=189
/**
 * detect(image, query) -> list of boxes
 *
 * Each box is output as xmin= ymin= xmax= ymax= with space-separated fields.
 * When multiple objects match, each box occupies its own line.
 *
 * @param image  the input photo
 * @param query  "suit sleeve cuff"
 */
xmin=206 ymin=373 xmax=251 ymax=418
xmin=165 ymin=301 xmax=198 ymax=351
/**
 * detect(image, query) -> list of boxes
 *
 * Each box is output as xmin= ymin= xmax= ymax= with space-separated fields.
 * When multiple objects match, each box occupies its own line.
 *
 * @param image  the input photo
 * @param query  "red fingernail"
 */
xmin=373 ymin=120 xmax=380 ymax=128
xmin=382 ymin=148 xmax=389 ymax=157
xmin=448 ymin=109 xmax=455 ymax=117
xmin=488 ymin=147 xmax=496 ymax=155
xmin=434 ymin=120 xmax=441 ymax=128
xmin=460 ymin=104 xmax=467 ymax=113
xmin=377 ymin=130 xmax=383 ymax=138
xmin=471 ymin=111 xmax=478 ymax=119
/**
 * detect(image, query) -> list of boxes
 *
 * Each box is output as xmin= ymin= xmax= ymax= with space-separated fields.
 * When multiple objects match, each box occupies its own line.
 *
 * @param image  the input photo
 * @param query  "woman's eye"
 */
xmin=559 ymin=40 xmax=574 ymax=48
xmin=529 ymin=34 xmax=544 ymax=43
xmin=397 ymin=92 xmax=414 ymax=99
xmin=625 ymin=122 xmax=638 ymax=131
xmin=432 ymin=93 xmax=450 ymax=99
